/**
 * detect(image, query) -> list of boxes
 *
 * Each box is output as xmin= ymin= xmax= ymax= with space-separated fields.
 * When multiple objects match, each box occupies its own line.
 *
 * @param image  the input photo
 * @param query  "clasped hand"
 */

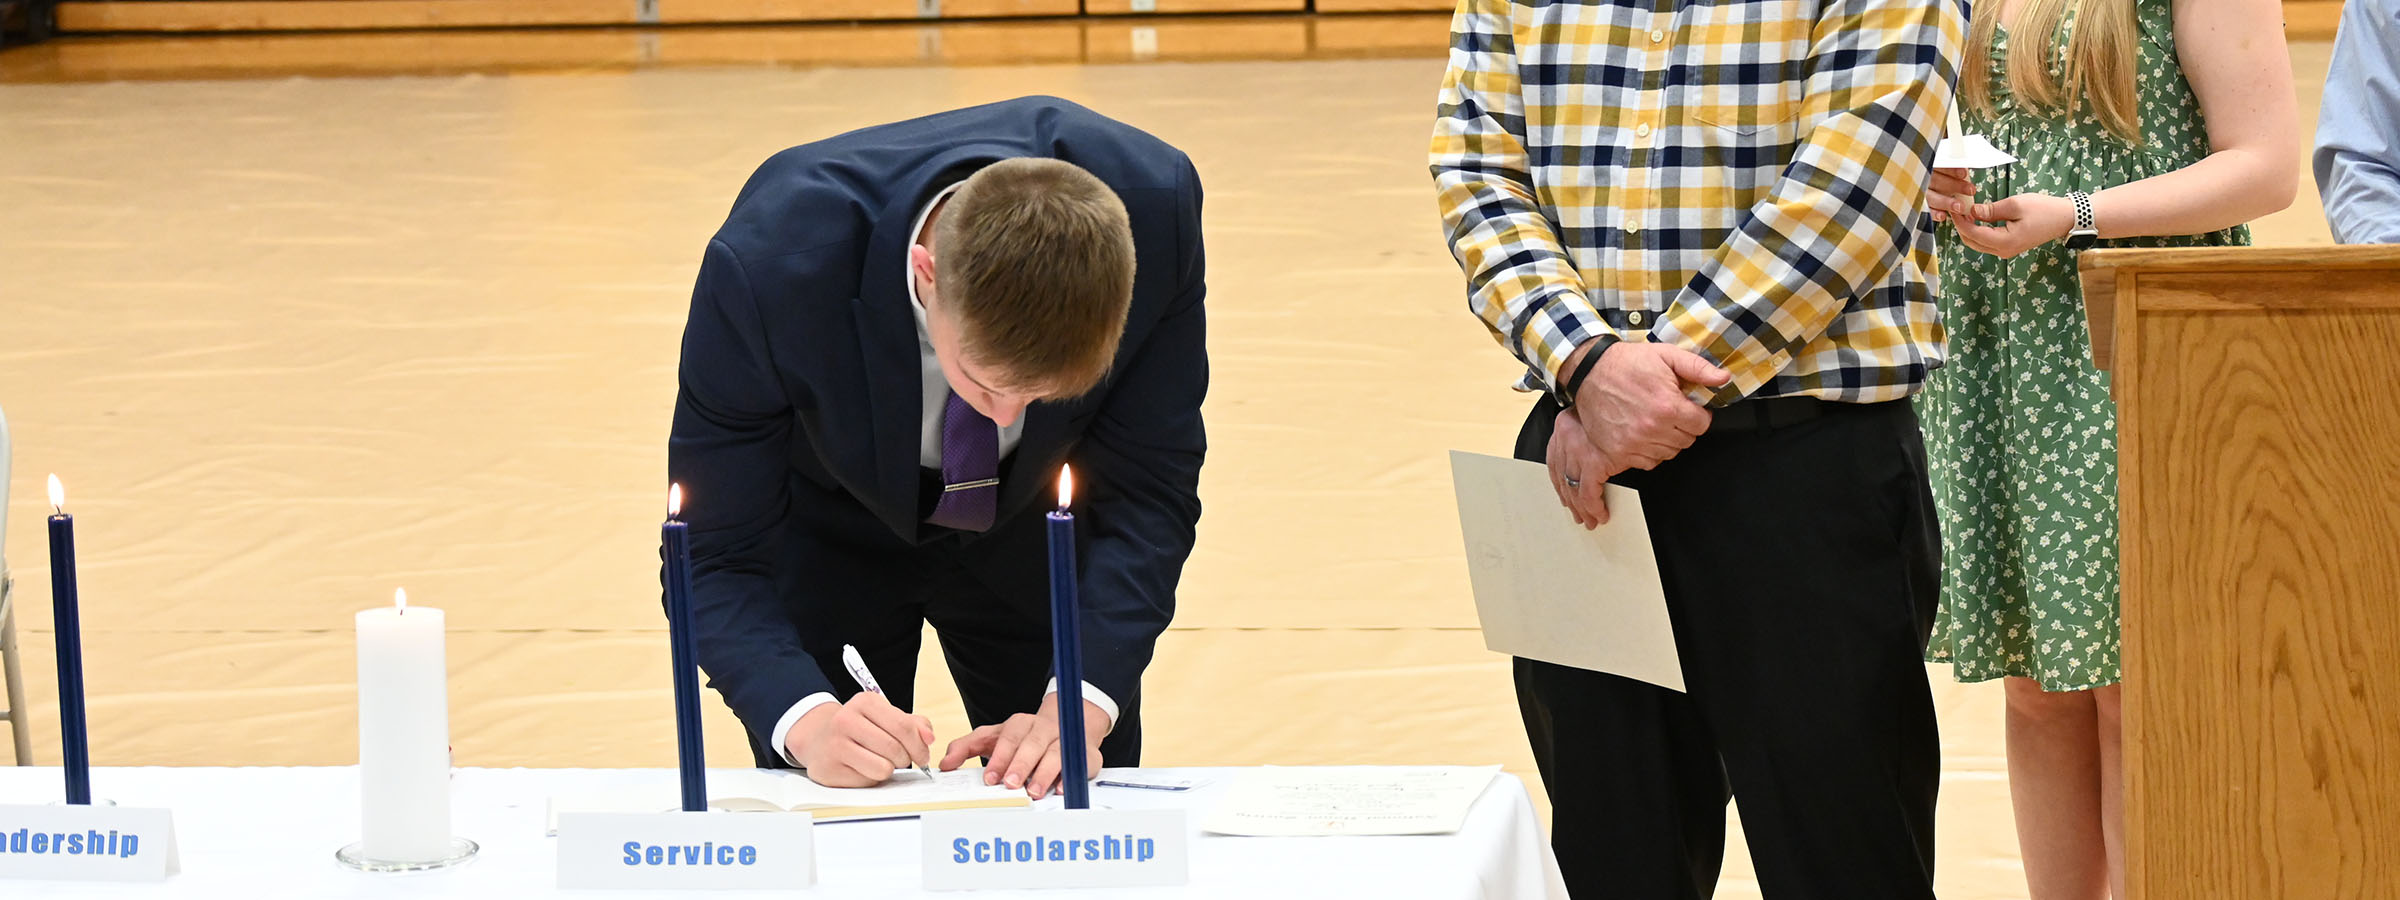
xmin=787 ymin=690 xmax=1107 ymax=800
xmin=1547 ymin=341 xmax=1728 ymax=528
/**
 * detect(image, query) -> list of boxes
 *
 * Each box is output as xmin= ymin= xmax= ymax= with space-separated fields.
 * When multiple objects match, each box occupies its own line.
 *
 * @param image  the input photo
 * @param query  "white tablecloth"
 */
xmin=0 ymin=767 xmax=1566 ymax=898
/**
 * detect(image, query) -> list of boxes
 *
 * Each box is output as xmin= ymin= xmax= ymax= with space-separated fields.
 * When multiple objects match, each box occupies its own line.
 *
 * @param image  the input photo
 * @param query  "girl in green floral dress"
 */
xmin=1921 ymin=0 xmax=2296 ymax=896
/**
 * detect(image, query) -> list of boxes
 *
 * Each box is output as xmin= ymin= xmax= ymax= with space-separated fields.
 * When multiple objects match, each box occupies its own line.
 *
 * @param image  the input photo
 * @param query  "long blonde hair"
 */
xmin=1961 ymin=0 xmax=2142 ymax=144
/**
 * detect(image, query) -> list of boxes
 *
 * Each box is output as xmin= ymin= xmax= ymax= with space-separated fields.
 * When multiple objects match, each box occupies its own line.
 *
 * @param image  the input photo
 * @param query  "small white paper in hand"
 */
xmin=1934 ymin=134 xmax=2018 ymax=169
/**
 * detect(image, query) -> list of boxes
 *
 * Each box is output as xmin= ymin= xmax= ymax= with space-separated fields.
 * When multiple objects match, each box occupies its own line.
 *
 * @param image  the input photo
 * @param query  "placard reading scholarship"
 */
xmin=0 ymin=804 xmax=180 ymax=882
xmin=555 ymin=811 xmax=814 ymax=890
xmin=920 ymin=808 xmax=1188 ymax=890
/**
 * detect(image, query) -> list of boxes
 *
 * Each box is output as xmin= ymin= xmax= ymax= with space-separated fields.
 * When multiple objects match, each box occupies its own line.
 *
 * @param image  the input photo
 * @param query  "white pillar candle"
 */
xmin=355 ymin=588 xmax=453 ymax=862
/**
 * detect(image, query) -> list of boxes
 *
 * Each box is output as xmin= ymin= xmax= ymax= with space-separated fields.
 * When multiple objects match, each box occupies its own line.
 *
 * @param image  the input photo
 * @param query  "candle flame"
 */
xmin=1058 ymin=465 xmax=1074 ymax=509
xmin=395 ymin=588 xmax=408 ymax=613
xmin=47 ymin=474 xmax=64 ymax=511
xmin=668 ymin=483 xmax=683 ymax=518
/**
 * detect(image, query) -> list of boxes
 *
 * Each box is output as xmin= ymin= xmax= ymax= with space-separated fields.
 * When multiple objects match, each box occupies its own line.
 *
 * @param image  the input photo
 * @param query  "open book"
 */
xmin=545 ymin=767 xmax=1029 ymax=833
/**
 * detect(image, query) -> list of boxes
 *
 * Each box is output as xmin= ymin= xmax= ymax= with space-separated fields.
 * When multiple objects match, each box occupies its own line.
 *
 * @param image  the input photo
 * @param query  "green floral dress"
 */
xmin=1920 ymin=0 xmax=2246 ymax=692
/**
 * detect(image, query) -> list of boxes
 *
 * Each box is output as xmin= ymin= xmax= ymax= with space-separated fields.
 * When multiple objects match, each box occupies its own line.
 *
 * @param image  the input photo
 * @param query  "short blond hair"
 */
xmin=934 ymin=158 xmax=1136 ymax=397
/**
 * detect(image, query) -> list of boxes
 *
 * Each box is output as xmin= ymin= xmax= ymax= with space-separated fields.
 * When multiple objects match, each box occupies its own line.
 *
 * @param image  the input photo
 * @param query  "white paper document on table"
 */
xmin=1448 ymin=450 xmax=1684 ymax=692
xmin=545 ymin=767 xmax=1027 ymax=833
xmin=1200 ymin=766 xmax=1504 ymax=837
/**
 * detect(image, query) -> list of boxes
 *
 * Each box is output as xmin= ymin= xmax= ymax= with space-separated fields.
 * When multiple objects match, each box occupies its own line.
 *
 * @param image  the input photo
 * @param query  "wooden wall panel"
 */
xmin=2285 ymin=1 xmax=2344 ymax=40
xmin=1311 ymin=12 xmax=1448 ymax=54
xmin=45 ymin=0 xmax=2342 ymax=37
xmin=57 ymin=0 xmax=638 ymax=32
xmin=659 ymin=0 xmax=1073 ymax=24
xmin=1080 ymin=0 xmax=1302 ymax=13
xmin=3 ymin=30 xmax=649 ymax=77
xmin=1083 ymin=19 xmax=1306 ymax=62
xmin=3 ymin=16 xmax=1455 ymax=81
xmin=0 ymin=23 xmax=1084 ymax=77
xmin=53 ymin=0 xmax=1077 ymax=33
xmin=1316 ymin=0 xmax=1454 ymax=12
xmin=659 ymin=20 xmax=1082 ymax=66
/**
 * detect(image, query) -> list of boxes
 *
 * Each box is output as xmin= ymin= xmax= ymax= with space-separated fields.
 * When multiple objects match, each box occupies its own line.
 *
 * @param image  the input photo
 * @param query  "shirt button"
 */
xmin=1634 ymin=123 xmax=1653 ymax=138
xmin=1649 ymin=29 xmax=1666 ymax=43
xmin=1627 ymin=310 xmax=1647 ymax=326
xmin=1624 ymin=218 xmax=1642 ymax=234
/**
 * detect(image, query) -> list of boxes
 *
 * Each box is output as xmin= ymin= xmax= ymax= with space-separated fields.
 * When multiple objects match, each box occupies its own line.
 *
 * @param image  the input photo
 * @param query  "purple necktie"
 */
xmin=925 ymin=391 xmax=999 ymax=532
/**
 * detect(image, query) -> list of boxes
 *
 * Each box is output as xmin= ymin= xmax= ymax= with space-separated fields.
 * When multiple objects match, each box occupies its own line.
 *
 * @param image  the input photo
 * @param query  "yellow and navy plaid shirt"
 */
xmin=1431 ymin=0 xmax=1964 ymax=405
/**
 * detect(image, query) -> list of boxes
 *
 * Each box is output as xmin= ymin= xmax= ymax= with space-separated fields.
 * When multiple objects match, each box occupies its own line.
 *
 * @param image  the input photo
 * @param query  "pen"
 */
xmin=840 ymin=644 xmax=935 ymax=779
xmin=1097 ymin=779 xmax=1194 ymax=792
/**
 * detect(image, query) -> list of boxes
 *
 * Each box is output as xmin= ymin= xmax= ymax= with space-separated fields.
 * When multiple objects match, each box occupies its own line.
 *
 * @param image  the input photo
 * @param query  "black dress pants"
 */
xmin=1513 ymin=396 xmax=1942 ymax=899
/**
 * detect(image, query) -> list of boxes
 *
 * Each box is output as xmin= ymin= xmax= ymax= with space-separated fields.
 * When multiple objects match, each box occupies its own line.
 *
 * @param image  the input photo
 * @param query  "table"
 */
xmin=1 ymin=767 xmax=1567 ymax=898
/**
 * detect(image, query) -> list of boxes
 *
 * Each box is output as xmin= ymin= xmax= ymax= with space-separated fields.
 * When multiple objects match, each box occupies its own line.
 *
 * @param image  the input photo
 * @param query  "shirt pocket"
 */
xmin=1675 ymin=0 xmax=1811 ymax=138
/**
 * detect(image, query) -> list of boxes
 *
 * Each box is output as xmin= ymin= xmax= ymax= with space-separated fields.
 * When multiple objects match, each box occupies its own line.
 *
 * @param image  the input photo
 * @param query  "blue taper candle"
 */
xmin=662 ymin=484 xmax=707 ymax=812
xmin=45 ymin=474 xmax=91 ymax=805
xmin=1047 ymin=466 xmax=1090 ymax=810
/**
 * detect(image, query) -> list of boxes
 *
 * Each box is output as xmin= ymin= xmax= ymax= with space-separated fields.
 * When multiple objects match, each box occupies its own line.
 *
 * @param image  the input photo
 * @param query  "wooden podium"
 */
xmin=2079 ymin=246 xmax=2400 ymax=900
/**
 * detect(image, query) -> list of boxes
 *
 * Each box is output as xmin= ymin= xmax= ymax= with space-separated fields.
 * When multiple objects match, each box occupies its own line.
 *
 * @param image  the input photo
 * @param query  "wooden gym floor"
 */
xmin=0 ymin=16 xmax=2343 ymax=899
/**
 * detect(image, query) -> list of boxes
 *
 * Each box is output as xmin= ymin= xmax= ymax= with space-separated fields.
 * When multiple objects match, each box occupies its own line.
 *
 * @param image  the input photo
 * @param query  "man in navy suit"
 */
xmin=668 ymin=96 xmax=1206 ymax=798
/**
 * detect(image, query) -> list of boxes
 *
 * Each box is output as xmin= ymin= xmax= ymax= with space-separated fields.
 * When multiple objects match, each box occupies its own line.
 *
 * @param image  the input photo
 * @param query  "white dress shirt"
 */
xmin=768 ymin=183 xmax=1117 ymax=766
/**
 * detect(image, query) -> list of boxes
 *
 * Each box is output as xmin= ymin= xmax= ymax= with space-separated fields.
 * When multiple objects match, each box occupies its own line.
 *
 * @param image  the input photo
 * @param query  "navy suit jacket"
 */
xmin=667 ymin=96 xmax=1207 ymax=750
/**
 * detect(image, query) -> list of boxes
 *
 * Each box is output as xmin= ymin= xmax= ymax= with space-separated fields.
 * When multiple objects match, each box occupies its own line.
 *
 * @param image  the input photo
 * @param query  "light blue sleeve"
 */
xmin=2314 ymin=0 xmax=2400 ymax=244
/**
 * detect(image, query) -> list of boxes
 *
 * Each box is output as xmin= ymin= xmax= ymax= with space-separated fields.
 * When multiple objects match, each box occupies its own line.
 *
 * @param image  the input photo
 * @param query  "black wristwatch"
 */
xmin=2064 ymin=190 xmax=2099 ymax=250
xmin=1554 ymin=335 xmax=1619 ymax=409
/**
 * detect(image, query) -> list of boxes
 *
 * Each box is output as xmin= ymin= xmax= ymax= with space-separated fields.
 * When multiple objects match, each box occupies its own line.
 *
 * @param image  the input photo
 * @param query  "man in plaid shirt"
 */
xmin=1432 ymin=0 xmax=1963 ymax=896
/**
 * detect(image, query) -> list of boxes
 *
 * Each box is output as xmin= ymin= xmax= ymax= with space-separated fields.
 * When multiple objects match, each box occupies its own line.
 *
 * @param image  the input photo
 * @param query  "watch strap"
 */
xmin=2066 ymin=190 xmax=2098 ymax=249
xmin=1555 ymin=335 xmax=1618 ymax=409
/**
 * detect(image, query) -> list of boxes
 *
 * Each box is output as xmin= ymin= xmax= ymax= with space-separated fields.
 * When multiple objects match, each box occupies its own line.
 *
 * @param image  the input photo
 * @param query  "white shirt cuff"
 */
xmin=769 ymin=692 xmax=839 ymax=768
xmin=1044 ymin=679 xmax=1119 ymax=735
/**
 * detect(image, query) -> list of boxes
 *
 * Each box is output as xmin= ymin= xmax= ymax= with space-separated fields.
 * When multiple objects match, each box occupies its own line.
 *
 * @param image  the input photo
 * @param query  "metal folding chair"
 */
xmin=0 ymin=403 xmax=31 ymax=764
